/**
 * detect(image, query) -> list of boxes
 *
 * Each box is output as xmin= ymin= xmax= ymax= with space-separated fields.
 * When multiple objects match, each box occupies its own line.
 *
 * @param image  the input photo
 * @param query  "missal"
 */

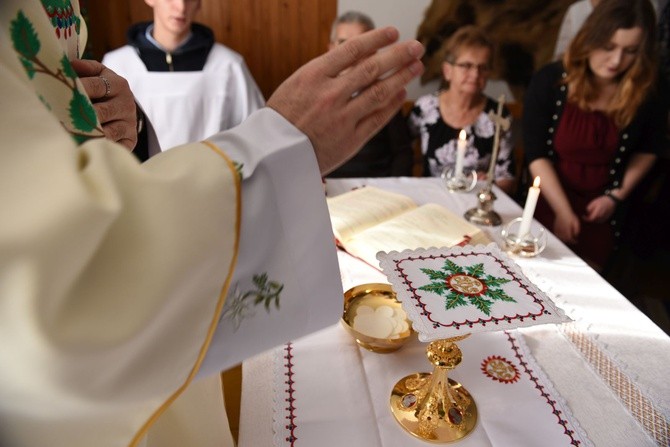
xmin=326 ymin=186 xmax=490 ymax=267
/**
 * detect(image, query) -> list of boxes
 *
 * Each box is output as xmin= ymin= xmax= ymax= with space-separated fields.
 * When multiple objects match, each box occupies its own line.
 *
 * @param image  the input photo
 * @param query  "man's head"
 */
xmin=145 ymin=0 xmax=201 ymax=43
xmin=329 ymin=11 xmax=375 ymax=50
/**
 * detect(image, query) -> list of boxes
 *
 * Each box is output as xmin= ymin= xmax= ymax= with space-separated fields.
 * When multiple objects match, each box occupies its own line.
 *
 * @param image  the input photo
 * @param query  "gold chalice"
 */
xmin=390 ymin=335 xmax=477 ymax=442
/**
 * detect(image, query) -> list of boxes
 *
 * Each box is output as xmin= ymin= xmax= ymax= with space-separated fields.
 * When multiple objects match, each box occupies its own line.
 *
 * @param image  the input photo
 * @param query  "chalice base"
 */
xmin=390 ymin=373 xmax=478 ymax=443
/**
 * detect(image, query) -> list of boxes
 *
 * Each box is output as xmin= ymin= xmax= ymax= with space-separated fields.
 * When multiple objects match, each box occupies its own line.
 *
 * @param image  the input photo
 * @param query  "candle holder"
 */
xmin=390 ymin=335 xmax=477 ymax=443
xmin=441 ymin=166 xmax=477 ymax=193
xmin=501 ymin=217 xmax=547 ymax=257
xmin=463 ymin=184 xmax=502 ymax=226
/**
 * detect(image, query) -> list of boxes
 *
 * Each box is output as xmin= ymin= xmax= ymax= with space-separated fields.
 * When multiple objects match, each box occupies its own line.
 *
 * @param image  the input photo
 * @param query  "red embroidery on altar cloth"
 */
xmin=282 ymin=343 xmax=298 ymax=446
xmin=481 ymin=355 xmax=520 ymax=383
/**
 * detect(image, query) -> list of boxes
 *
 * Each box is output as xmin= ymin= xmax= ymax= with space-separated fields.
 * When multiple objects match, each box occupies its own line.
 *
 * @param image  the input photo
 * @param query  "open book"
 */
xmin=326 ymin=186 xmax=491 ymax=267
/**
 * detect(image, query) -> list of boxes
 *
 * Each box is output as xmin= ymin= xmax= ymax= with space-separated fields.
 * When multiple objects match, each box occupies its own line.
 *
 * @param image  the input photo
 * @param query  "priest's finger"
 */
xmin=70 ymin=58 xmax=104 ymax=77
xmin=101 ymin=120 xmax=137 ymax=150
xmin=338 ymin=39 xmax=424 ymax=99
xmin=77 ymin=73 xmax=110 ymax=101
xmin=319 ymin=27 xmax=400 ymax=78
xmin=346 ymin=58 xmax=423 ymax=119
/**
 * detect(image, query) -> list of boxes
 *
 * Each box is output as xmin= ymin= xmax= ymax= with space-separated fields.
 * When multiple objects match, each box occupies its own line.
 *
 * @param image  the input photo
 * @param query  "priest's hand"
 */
xmin=267 ymin=27 xmax=424 ymax=175
xmin=71 ymin=59 xmax=139 ymax=151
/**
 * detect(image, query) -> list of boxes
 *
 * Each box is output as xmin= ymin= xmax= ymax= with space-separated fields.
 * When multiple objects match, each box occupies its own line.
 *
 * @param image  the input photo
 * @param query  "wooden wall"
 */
xmin=81 ymin=0 xmax=337 ymax=99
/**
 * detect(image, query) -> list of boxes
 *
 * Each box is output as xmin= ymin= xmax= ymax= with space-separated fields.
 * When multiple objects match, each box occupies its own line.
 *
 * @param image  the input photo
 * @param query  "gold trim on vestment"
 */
xmin=129 ymin=140 xmax=243 ymax=446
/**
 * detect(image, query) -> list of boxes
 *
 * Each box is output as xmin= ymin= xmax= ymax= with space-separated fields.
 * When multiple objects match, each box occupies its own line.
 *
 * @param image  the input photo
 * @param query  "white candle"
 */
xmin=518 ymin=176 xmax=541 ymax=238
xmin=455 ymin=129 xmax=466 ymax=176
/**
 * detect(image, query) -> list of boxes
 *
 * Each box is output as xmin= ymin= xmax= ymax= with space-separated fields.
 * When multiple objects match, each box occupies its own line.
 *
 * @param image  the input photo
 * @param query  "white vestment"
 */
xmin=0 ymin=1 xmax=341 ymax=446
xmin=103 ymin=44 xmax=265 ymax=150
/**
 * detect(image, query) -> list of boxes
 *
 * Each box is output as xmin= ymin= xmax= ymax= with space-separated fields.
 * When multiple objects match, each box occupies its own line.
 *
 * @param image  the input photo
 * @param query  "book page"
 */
xmin=344 ymin=203 xmax=491 ymax=267
xmin=326 ymin=186 xmax=417 ymax=243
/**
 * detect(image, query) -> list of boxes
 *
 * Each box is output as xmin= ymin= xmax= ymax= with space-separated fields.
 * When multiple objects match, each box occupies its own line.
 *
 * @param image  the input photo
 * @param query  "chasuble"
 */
xmin=0 ymin=1 xmax=342 ymax=446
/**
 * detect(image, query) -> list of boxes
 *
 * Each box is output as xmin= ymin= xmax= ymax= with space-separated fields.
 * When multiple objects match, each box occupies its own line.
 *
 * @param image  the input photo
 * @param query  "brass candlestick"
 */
xmin=464 ymin=185 xmax=502 ymax=226
xmin=464 ymin=94 xmax=509 ymax=227
xmin=390 ymin=335 xmax=477 ymax=443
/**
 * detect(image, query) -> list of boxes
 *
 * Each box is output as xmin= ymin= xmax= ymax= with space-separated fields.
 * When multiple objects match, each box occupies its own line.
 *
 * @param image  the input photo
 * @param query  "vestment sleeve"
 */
xmin=197 ymin=109 xmax=343 ymax=376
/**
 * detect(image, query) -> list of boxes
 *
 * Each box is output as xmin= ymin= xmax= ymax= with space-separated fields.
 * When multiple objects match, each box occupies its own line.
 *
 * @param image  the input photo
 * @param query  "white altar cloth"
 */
xmin=240 ymin=178 xmax=670 ymax=447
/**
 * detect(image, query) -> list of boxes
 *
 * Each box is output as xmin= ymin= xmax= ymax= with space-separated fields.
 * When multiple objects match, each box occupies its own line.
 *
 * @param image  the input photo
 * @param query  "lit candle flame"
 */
xmin=459 ymin=129 xmax=467 ymax=141
xmin=533 ymin=176 xmax=541 ymax=188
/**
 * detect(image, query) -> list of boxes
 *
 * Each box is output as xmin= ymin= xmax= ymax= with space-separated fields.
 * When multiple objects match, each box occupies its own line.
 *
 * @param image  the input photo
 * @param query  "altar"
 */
xmin=238 ymin=177 xmax=670 ymax=447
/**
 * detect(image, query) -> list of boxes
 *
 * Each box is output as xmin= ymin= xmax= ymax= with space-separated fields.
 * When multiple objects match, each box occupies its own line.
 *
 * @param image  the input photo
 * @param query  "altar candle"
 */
xmin=518 ymin=176 xmax=541 ymax=238
xmin=455 ymin=129 xmax=466 ymax=176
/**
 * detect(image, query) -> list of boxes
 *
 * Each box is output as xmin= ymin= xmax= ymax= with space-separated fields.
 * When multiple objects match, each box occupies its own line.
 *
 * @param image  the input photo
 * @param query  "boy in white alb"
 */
xmin=103 ymin=0 xmax=264 ymax=151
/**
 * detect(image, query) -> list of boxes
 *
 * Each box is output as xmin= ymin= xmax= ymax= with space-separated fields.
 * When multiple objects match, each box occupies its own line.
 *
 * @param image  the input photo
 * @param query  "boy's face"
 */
xmin=145 ymin=0 xmax=201 ymax=38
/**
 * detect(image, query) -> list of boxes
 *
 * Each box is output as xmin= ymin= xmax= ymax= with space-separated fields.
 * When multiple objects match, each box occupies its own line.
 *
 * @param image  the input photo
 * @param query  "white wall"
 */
xmin=337 ymin=0 xmax=438 ymax=100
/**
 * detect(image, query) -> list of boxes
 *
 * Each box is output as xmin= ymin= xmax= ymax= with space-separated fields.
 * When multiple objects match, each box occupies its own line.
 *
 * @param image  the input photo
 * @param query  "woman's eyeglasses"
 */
xmin=449 ymin=62 xmax=491 ymax=74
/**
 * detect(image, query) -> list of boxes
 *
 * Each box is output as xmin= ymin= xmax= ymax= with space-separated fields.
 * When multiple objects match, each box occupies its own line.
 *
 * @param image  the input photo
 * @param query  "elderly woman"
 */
xmin=524 ymin=0 xmax=666 ymax=271
xmin=409 ymin=25 xmax=516 ymax=195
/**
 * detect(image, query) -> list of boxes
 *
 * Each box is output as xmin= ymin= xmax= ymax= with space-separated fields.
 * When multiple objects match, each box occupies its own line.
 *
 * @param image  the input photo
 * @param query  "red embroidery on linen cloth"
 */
xmin=481 ymin=355 xmax=520 ymax=384
xmin=281 ymin=343 xmax=298 ymax=446
xmin=505 ymin=332 xmax=583 ymax=445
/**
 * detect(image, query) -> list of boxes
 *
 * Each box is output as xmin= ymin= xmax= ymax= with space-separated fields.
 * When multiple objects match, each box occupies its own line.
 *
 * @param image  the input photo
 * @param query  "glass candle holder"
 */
xmin=441 ymin=166 xmax=478 ymax=193
xmin=500 ymin=217 xmax=547 ymax=257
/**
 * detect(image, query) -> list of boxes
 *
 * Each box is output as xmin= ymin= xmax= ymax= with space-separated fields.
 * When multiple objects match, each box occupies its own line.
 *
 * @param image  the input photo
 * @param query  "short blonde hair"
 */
xmin=443 ymin=25 xmax=493 ymax=64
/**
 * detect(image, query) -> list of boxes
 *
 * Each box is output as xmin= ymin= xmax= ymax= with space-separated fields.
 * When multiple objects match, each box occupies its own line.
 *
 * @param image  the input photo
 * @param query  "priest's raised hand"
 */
xmin=267 ymin=27 xmax=424 ymax=175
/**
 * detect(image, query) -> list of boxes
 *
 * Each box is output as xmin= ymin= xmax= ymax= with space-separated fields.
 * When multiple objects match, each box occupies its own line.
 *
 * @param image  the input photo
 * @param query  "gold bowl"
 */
xmin=341 ymin=283 xmax=413 ymax=353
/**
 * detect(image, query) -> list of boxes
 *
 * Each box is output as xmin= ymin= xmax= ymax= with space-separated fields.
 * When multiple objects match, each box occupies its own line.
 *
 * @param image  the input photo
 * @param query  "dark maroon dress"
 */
xmin=534 ymin=102 xmax=620 ymax=266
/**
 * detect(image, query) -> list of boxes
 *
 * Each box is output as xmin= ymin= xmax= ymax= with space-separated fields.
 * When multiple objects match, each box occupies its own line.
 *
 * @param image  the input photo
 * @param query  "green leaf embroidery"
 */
xmin=469 ymin=295 xmax=493 ymax=315
xmin=466 ymin=263 xmax=485 ymax=277
xmin=61 ymin=55 xmax=76 ymax=79
xmin=221 ymin=272 xmax=284 ymax=331
xmin=443 ymin=259 xmax=464 ymax=274
xmin=419 ymin=282 xmax=447 ymax=295
xmin=69 ymin=89 xmax=97 ymax=132
xmin=419 ymin=257 xmax=517 ymax=316
xmin=482 ymin=275 xmax=511 ymax=288
xmin=487 ymin=288 xmax=515 ymax=302
xmin=419 ymin=267 xmax=448 ymax=281
xmin=20 ymin=57 xmax=36 ymax=79
xmin=444 ymin=291 xmax=467 ymax=310
xmin=10 ymin=10 xmax=41 ymax=60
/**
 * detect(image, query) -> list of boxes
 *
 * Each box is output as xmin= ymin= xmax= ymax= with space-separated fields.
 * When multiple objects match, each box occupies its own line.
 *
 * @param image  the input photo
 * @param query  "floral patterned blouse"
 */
xmin=408 ymin=92 xmax=515 ymax=179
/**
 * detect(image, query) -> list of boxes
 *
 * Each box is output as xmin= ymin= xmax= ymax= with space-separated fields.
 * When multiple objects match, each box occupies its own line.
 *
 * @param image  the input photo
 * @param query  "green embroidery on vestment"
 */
xmin=10 ymin=9 xmax=102 ymax=144
xmin=222 ymin=273 xmax=284 ymax=331
xmin=11 ymin=10 xmax=41 ymax=60
xmin=69 ymin=89 xmax=97 ymax=132
xmin=418 ymin=260 xmax=515 ymax=316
